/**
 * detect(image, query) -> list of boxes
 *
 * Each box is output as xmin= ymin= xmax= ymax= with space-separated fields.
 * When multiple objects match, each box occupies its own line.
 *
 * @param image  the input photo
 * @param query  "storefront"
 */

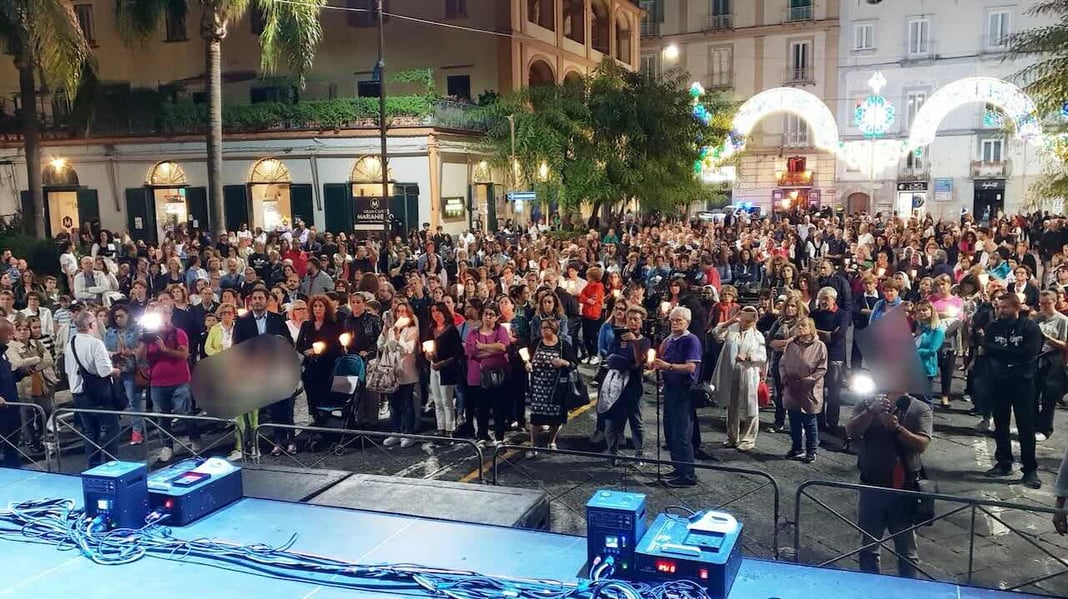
xmin=470 ymin=161 xmax=499 ymax=232
xmin=973 ymin=179 xmax=1005 ymax=223
xmin=323 ymin=157 xmax=418 ymax=238
xmin=223 ymin=158 xmax=313 ymax=232
xmin=19 ymin=159 xmax=101 ymax=239
xmin=896 ymin=181 xmax=928 ymax=217
xmin=125 ymin=161 xmax=207 ymax=245
xmin=774 ymin=156 xmax=816 ymax=213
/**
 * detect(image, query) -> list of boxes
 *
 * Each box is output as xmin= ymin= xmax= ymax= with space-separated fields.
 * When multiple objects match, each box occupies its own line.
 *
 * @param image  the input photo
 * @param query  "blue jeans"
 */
xmin=389 ymin=383 xmax=416 ymax=435
xmin=121 ymin=374 xmax=145 ymax=434
xmin=663 ymin=385 xmax=695 ymax=481
xmin=73 ymin=392 xmax=120 ymax=468
xmin=788 ymin=410 xmax=818 ymax=455
xmin=150 ymin=384 xmax=199 ymax=449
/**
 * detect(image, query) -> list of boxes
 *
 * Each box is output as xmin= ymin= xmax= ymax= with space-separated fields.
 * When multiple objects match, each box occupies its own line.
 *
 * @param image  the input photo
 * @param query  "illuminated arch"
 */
xmin=43 ymin=158 xmax=78 ymax=186
xmin=248 ymin=158 xmax=291 ymax=184
xmin=732 ymin=87 xmax=840 ymax=152
xmin=147 ymin=161 xmax=188 ymax=186
xmin=350 ymin=156 xmax=393 ymax=183
xmin=907 ymin=77 xmax=1042 ymax=151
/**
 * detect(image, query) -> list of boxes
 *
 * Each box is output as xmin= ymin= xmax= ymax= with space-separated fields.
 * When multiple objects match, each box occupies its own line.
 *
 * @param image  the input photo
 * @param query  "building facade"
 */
xmin=835 ymin=0 xmax=1046 ymax=220
xmin=640 ymin=0 xmax=840 ymax=213
xmin=0 ymin=0 xmax=640 ymax=241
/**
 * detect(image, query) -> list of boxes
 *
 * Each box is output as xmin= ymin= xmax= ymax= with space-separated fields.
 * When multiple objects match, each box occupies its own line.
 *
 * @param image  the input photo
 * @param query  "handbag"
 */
xmin=70 ymin=335 xmax=128 ymax=411
xmin=757 ymin=380 xmax=771 ymax=408
xmin=559 ymin=343 xmax=589 ymax=410
xmin=477 ymin=331 xmax=508 ymax=389
xmin=365 ymin=348 xmax=400 ymax=395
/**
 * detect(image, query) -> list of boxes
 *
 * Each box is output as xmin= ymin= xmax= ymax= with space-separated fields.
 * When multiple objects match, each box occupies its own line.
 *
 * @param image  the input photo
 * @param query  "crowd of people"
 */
xmin=2 ymin=207 xmax=1068 ymax=576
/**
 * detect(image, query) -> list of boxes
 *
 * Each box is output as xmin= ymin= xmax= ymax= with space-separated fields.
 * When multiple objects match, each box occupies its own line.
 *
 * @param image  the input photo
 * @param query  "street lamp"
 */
xmin=538 ymin=161 xmax=549 ymax=182
xmin=377 ymin=0 xmax=390 ymax=242
xmin=663 ymin=44 xmax=680 ymax=61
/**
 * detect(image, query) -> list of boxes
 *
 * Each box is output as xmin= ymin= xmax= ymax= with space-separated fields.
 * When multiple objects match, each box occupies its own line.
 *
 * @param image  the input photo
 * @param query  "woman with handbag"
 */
xmin=7 ymin=319 xmax=55 ymax=452
xmin=525 ymin=318 xmax=578 ymax=457
xmin=463 ymin=304 xmax=511 ymax=445
xmin=378 ymin=301 xmax=419 ymax=448
xmin=104 ymin=305 xmax=144 ymax=445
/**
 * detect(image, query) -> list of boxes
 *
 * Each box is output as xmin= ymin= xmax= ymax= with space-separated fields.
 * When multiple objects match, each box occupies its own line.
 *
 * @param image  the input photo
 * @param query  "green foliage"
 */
xmin=390 ymin=68 xmax=436 ymax=96
xmin=480 ymin=60 xmax=732 ymax=216
xmin=157 ymin=96 xmax=435 ymax=133
xmin=0 ymin=230 xmax=61 ymax=276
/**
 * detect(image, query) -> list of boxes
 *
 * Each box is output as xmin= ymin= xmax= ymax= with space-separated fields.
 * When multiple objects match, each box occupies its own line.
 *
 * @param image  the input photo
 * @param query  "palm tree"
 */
xmin=0 ymin=1 xmax=90 ymax=238
xmin=117 ymin=0 xmax=326 ymax=234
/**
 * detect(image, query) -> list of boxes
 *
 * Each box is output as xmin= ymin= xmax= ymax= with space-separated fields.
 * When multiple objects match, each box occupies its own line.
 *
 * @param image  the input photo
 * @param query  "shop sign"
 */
xmin=442 ymin=197 xmax=465 ymax=219
xmin=976 ymin=179 xmax=1005 ymax=191
xmin=896 ymin=181 xmax=928 ymax=192
xmin=354 ymin=196 xmax=387 ymax=230
xmin=933 ymin=178 xmax=953 ymax=203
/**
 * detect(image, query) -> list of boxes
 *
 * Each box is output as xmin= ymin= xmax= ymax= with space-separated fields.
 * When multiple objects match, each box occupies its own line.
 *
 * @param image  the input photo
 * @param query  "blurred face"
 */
xmin=540 ymin=295 xmax=555 ymax=313
xmin=1040 ymin=295 xmax=1056 ymax=313
xmin=917 ymin=304 xmax=933 ymax=321
xmin=626 ymin=311 xmax=642 ymax=332
xmin=29 ymin=321 xmax=41 ymax=338
xmin=14 ymin=324 xmax=29 ymax=343
xmin=312 ymin=301 xmax=326 ymax=320
xmin=819 ymin=262 xmax=832 ymax=277
xmin=220 ymin=307 xmax=235 ymax=325
xmin=431 ymin=306 xmax=445 ymax=326
xmin=936 ymin=279 xmax=951 ymax=295
xmin=817 ymin=294 xmax=834 ymax=311
xmin=795 ymin=320 xmax=814 ymax=340
xmin=669 ymin=313 xmax=689 ymax=335
xmin=540 ymin=321 xmax=556 ymax=341
xmin=249 ymin=291 xmax=268 ymax=312
xmin=784 ymin=301 xmax=798 ymax=317
xmin=349 ymin=295 xmax=365 ymax=316
xmin=482 ymin=308 xmax=498 ymax=326
xmin=883 ymin=286 xmax=899 ymax=302
xmin=114 ymin=309 xmax=129 ymax=328
xmin=245 ymin=268 xmax=256 ymax=280
xmin=998 ymin=297 xmax=1018 ymax=319
xmin=1015 ymin=269 xmax=1028 ymax=284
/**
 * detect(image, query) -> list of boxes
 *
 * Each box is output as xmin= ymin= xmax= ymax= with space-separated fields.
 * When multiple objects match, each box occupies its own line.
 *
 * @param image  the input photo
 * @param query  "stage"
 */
xmin=0 ymin=468 xmax=1031 ymax=598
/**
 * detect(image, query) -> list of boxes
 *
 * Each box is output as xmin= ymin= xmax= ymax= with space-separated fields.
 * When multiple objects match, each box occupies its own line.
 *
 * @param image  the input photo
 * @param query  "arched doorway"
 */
xmin=248 ymin=158 xmax=292 ymax=231
xmin=591 ymin=0 xmax=610 ymax=54
xmin=123 ymin=160 xmax=207 ymax=245
xmin=847 ymin=192 xmax=870 ymax=215
xmin=615 ymin=12 xmax=633 ymax=64
xmin=26 ymin=159 xmax=100 ymax=239
xmin=528 ymin=59 xmax=555 ymax=86
xmin=563 ymin=70 xmax=583 ymax=86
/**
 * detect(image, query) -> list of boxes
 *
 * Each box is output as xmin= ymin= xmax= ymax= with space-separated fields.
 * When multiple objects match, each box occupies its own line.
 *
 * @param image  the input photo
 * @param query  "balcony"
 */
xmin=785 ymin=66 xmax=814 ymax=85
xmin=899 ymin=164 xmax=930 ymax=181
xmin=971 ymin=160 xmax=1012 ymax=179
xmin=787 ymin=6 xmax=813 ymax=22
xmin=706 ymin=75 xmax=733 ymax=91
xmin=782 ymin=132 xmax=811 ymax=148
xmin=640 ymin=20 xmax=660 ymax=37
xmin=707 ymin=14 xmax=733 ymax=30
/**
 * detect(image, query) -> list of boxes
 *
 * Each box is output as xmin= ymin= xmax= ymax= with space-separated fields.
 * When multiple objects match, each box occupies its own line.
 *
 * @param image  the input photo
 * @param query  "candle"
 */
xmin=660 ymin=301 xmax=671 ymax=315
xmin=646 ymin=348 xmax=656 ymax=366
xmin=519 ymin=347 xmax=531 ymax=363
xmin=501 ymin=322 xmax=511 ymax=335
xmin=612 ymin=289 xmax=621 ymax=299
xmin=422 ymin=340 xmax=435 ymax=355
xmin=339 ymin=332 xmax=352 ymax=347
xmin=945 ymin=305 xmax=959 ymax=319
xmin=237 ymin=308 xmax=248 ymax=317
xmin=457 ymin=283 xmax=465 ymax=296
xmin=312 ymin=341 xmax=326 ymax=355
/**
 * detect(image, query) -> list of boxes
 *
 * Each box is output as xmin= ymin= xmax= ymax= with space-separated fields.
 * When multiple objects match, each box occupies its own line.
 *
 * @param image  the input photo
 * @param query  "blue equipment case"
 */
xmin=634 ymin=511 xmax=743 ymax=599
xmin=585 ymin=490 xmax=647 ymax=574
xmin=81 ymin=461 xmax=150 ymax=530
xmin=147 ymin=457 xmax=243 ymax=526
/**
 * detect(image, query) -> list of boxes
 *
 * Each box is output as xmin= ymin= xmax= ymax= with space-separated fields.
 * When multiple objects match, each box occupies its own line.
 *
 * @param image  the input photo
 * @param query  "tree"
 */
xmin=1011 ymin=1 xmax=1068 ymax=202
xmin=117 ymin=0 xmax=327 ymax=234
xmin=482 ymin=60 xmax=731 ymax=225
xmin=0 ymin=1 xmax=90 ymax=238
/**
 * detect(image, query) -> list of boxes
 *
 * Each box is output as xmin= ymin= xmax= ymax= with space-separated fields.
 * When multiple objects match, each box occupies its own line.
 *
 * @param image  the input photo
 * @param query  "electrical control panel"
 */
xmin=634 ymin=511 xmax=743 ymax=599
xmin=81 ymin=461 xmax=150 ymax=530
xmin=585 ymin=490 xmax=648 ymax=574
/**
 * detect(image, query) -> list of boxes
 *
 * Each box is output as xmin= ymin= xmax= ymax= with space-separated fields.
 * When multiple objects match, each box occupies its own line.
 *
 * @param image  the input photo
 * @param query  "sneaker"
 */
xmin=976 ymin=417 xmax=991 ymax=432
xmin=286 ymin=443 xmax=297 ymax=454
xmin=156 ymin=447 xmax=174 ymax=463
xmin=1021 ymin=472 xmax=1042 ymax=489
xmin=722 ymin=440 xmax=737 ymax=449
xmin=984 ymin=464 xmax=1013 ymax=478
xmin=785 ymin=449 xmax=805 ymax=460
xmin=962 ymin=394 xmax=972 ymax=403
xmin=549 ymin=443 xmax=558 ymax=450
xmin=399 ymin=438 xmax=416 ymax=449
xmin=589 ymin=429 xmax=605 ymax=444
xmin=1035 ymin=432 xmax=1048 ymax=442
xmin=383 ymin=436 xmax=400 ymax=447
xmin=227 ymin=450 xmax=243 ymax=462
xmin=663 ymin=477 xmax=697 ymax=488
xmin=250 ymin=446 xmax=262 ymax=459
xmin=130 ymin=431 xmax=144 ymax=446
xmin=589 ymin=356 xmax=601 ymax=365
xmin=801 ymin=453 xmax=816 ymax=464
xmin=525 ymin=450 xmax=538 ymax=459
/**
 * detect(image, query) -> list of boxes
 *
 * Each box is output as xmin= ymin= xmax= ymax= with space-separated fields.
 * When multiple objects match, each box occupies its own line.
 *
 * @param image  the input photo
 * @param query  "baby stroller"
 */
xmin=304 ymin=354 xmax=365 ymax=453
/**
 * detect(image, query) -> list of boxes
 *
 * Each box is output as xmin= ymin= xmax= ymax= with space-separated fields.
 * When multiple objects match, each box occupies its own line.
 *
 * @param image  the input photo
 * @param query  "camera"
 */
xmin=139 ymin=312 xmax=164 ymax=343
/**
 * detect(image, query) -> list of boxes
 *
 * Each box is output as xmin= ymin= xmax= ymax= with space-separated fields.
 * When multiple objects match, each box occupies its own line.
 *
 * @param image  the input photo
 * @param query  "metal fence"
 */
xmin=51 ymin=407 xmax=237 ymax=474
xmin=794 ymin=480 xmax=1068 ymax=596
xmin=0 ymin=401 xmax=52 ymax=472
xmin=490 ymin=444 xmax=782 ymax=559
xmin=252 ymin=423 xmax=487 ymax=483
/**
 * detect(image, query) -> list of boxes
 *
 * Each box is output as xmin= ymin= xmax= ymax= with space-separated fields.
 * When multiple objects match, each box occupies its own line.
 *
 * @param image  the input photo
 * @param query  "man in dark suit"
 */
xmin=233 ymin=286 xmax=297 ymax=456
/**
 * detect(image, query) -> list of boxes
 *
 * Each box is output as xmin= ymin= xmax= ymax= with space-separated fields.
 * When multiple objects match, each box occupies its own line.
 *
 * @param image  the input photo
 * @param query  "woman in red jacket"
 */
xmin=579 ymin=266 xmax=606 ymax=364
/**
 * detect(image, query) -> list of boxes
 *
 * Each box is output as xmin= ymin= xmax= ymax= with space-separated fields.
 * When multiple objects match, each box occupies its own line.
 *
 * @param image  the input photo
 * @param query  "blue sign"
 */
xmin=507 ymin=191 xmax=537 ymax=202
xmin=1061 ymin=101 xmax=1068 ymax=119
xmin=933 ymin=178 xmax=953 ymax=193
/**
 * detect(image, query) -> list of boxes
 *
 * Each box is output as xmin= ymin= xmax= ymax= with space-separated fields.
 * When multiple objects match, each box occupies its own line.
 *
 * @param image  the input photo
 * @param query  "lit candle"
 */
xmin=339 ymin=332 xmax=352 ymax=347
xmin=646 ymin=348 xmax=656 ymax=366
xmin=312 ymin=341 xmax=326 ymax=355
xmin=519 ymin=347 xmax=531 ymax=363
xmin=660 ymin=301 xmax=671 ymax=315
xmin=945 ymin=305 xmax=960 ymax=319
xmin=422 ymin=340 xmax=435 ymax=355
xmin=501 ymin=322 xmax=511 ymax=335
xmin=457 ymin=283 xmax=465 ymax=296
xmin=612 ymin=289 xmax=622 ymax=299
xmin=237 ymin=308 xmax=249 ymax=317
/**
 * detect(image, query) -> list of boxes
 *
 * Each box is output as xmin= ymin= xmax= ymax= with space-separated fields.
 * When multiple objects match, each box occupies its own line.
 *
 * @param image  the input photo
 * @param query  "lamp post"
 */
xmin=377 ymin=0 xmax=390 ymax=243
xmin=855 ymin=72 xmax=895 ymax=213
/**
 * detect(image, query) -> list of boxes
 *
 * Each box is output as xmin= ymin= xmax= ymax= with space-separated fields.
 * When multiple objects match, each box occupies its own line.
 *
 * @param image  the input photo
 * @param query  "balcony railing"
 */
xmin=787 ymin=6 xmax=813 ymax=22
xmin=971 ymin=160 xmax=1012 ymax=179
xmin=707 ymin=14 xmax=733 ymax=30
xmin=783 ymin=132 xmax=811 ymax=148
xmin=785 ymin=66 xmax=814 ymax=84
xmin=707 ymin=75 xmax=733 ymax=90
xmin=640 ymin=20 xmax=660 ymax=37
xmin=899 ymin=165 xmax=930 ymax=181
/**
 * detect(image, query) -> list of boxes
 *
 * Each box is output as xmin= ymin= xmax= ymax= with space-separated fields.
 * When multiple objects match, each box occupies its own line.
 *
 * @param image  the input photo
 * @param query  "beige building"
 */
xmin=640 ymin=0 xmax=839 ymax=213
xmin=0 ymin=0 xmax=640 ymax=241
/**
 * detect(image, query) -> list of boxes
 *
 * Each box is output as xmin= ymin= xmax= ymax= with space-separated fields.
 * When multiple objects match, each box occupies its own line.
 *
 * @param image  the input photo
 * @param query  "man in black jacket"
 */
xmin=234 ymin=286 xmax=297 ymax=454
xmin=817 ymin=259 xmax=853 ymax=313
xmin=983 ymin=292 xmax=1043 ymax=489
xmin=812 ymin=286 xmax=851 ymax=442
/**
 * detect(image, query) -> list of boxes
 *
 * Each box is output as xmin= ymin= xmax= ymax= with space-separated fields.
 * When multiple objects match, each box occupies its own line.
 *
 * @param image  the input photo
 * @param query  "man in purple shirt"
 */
xmin=653 ymin=306 xmax=703 ymax=487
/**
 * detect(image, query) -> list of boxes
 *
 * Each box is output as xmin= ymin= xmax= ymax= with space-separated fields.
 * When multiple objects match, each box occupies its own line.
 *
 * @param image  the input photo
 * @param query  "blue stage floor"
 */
xmin=0 ymin=468 xmax=1031 ymax=598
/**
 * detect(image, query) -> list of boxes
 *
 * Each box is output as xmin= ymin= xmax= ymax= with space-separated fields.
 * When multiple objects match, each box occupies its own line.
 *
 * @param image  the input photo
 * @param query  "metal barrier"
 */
xmin=52 ymin=407 xmax=237 ymax=473
xmin=0 ymin=401 xmax=53 ymax=472
xmin=490 ymin=444 xmax=782 ymax=559
xmin=252 ymin=423 xmax=487 ymax=483
xmin=794 ymin=480 xmax=1068 ymax=595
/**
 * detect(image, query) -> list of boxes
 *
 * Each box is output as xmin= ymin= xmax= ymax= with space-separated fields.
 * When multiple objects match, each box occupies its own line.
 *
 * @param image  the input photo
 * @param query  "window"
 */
xmin=446 ymin=75 xmax=471 ymax=101
xmin=785 ymin=114 xmax=810 ymax=146
xmin=640 ymin=53 xmax=660 ymax=77
xmin=445 ymin=0 xmax=466 ymax=18
xmin=906 ymin=148 xmax=927 ymax=171
xmin=166 ymin=8 xmax=188 ymax=41
xmin=348 ymin=0 xmax=387 ymax=28
xmin=854 ymin=23 xmax=874 ymax=50
xmin=74 ymin=4 xmax=95 ymax=45
xmin=357 ymin=80 xmax=381 ymax=98
xmin=987 ymin=10 xmax=1011 ymax=49
xmin=788 ymin=0 xmax=813 ymax=22
xmin=789 ymin=41 xmax=811 ymax=82
xmin=981 ymin=138 xmax=1004 ymax=163
xmin=983 ymin=103 xmax=1004 ymax=128
xmin=907 ymin=18 xmax=930 ymax=55
xmin=709 ymin=0 xmax=732 ymax=28
xmin=250 ymin=87 xmax=292 ymax=104
xmin=905 ymin=90 xmax=927 ymax=128
xmin=708 ymin=46 xmax=732 ymax=88
xmin=640 ymin=0 xmax=661 ymax=36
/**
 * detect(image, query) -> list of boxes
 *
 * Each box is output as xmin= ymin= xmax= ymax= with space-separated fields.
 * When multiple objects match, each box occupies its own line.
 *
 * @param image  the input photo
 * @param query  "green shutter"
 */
xmin=323 ymin=183 xmax=352 ymax=234
xmin=76 ymin=189 xmax=100 ymax=235
xmin=185 ymin=186 xmax=209 ymax=232
xmin=125 ymin=188 xmax=156 ymax=244
xmin=654 ymin=0 xmax=665 ymax=23
xmin=485 ymin=183 xmax=498 ymax=232
xmin=223 ymin=185 xmax=250 ymax=232
xmin=290 ymin=184 xmax=314 ymax=228
xmin=20 ymin=191 xmax=33 ymax=236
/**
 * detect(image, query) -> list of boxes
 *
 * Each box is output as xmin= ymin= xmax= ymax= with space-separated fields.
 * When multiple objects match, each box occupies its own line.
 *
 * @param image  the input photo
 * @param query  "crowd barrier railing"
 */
xmin=251 ymin=423 xmax=486 ymax=483
xmin=51 ymin=407 xmax=236 ymax=474
xmin=0 ymin=401 xmax=53 ymax=472
xmin=794 ymin=479 xmax=1068 ymax=595
xmin=489 ymin=444 xmax=782 ymax=559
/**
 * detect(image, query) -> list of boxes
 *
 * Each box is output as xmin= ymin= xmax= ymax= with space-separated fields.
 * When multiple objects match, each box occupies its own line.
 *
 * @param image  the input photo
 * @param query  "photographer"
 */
xmin=64 ymin=312 xmax=121 ymax=468
xmin=846 ymin=389 xmax=933 ymax=578
xmin=139 ymin=304 xmax=199 ymax=463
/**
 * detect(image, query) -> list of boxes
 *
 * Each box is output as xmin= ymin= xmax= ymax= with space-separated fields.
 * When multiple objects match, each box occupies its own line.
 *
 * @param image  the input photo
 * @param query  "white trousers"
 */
xmin=429 ymin=369 xmax=456 ymax=433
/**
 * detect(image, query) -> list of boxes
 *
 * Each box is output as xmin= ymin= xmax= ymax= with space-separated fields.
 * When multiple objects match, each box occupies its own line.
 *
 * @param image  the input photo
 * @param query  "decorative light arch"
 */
xmin=907 ymin=77 xmax=1042 ymax=151
xmin=350 ymin=156 xmax=394 ymax=183
xmin=43 ymin=158 xmax=78 ymax=186
xmin=147 ymin=161 xmax=188 ymax=186
xmin=248 ymin=158 xmax=291 ymax=184
xmin=732 ymin=87 xmax=841 ymax=153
